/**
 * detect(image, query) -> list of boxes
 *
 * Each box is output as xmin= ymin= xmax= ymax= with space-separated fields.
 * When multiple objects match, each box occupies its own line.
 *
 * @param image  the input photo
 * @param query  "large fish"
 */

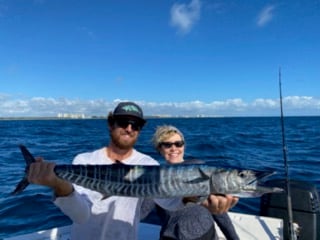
xmin=12 ymin=145 xmax=283 ymax=198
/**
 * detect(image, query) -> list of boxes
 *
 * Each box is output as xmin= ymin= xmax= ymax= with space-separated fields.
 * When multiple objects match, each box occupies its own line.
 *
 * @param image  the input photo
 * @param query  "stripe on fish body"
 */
xmin=11 ymin=145 xmax=283 ymax=198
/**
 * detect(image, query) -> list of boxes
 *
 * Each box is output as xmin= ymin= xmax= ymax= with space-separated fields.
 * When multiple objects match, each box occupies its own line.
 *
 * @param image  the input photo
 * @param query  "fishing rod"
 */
xmin=278 ymin=67 xmax=296 ymax=240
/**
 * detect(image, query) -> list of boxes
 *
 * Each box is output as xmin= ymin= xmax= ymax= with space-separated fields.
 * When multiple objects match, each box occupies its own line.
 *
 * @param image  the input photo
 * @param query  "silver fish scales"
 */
xmin=55 ymin=164 xmax=215 ymax=197
xmin=11 ymin=145 xmax=283 ymax=198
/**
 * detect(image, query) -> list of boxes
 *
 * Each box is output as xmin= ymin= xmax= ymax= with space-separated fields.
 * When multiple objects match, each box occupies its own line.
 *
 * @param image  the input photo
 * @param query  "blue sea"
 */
xmin=0 ymin=117 xmax=319 ymax=239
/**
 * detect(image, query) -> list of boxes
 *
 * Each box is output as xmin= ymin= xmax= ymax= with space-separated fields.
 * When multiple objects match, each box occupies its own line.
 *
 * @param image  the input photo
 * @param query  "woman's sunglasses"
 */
xmin=159 ymin=140 xmax=185 ymax=149
xmin=115 ymin=118 xmax=143 ymax=131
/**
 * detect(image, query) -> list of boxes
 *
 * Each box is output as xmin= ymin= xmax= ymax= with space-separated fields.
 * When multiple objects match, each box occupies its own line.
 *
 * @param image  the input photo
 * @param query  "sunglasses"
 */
xmin=159 ymin=140 xmax=185 ymax=149
xmin=115 ymin=118 xmax=142 ymax=131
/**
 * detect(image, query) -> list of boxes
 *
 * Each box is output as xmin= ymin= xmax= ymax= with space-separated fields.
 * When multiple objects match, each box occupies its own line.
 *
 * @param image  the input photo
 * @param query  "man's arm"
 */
xmin=28 ymin=157 xmax=91 ymax=224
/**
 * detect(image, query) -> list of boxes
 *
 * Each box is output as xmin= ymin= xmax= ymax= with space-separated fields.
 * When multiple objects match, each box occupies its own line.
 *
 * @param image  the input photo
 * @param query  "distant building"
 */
xmin=57 ymin=113 xmax=86 ymax=119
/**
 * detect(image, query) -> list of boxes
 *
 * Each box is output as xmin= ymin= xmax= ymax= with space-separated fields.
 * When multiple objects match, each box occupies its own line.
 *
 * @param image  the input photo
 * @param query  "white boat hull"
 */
xmin=4 ymin=212 xmax=283 ymax=240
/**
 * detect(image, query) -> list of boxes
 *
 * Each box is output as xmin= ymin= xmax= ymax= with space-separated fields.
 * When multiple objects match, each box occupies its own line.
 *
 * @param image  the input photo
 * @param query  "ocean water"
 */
xmin=0 ymin=117 xmax=319 ymax=239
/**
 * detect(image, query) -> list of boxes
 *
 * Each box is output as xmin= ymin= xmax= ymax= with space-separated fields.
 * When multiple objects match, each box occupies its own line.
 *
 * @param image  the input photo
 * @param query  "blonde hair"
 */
xmin=152 ymin=125 xmax=185 ymax=150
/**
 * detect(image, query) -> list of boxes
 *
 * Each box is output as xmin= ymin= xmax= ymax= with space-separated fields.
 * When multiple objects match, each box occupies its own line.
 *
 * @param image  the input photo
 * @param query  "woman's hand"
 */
xmin=201 ymin=194 xmax=238 ymax=214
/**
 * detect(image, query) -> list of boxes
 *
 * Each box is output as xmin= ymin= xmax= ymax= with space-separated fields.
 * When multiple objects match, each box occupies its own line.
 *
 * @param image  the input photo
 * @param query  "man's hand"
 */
xmin=28 ymin=157 xmax=58 ymax=187
xmin=28 ymin=157 xmax=73 ymax=197
xmin=201 ymin=194 xmax=238 ymax=214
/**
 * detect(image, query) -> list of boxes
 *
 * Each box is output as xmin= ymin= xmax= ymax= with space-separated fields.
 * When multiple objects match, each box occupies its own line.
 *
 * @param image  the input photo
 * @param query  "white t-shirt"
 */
xmin=54 ymin=147 xmax=182 ymax=240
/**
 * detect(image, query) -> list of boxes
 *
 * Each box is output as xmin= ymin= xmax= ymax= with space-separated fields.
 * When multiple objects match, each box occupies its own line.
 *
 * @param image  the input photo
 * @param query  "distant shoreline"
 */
xmin=0 ymin=115 xmax=319 ymax=121
xmin=0 ymin=116 xmax=106 ymax=121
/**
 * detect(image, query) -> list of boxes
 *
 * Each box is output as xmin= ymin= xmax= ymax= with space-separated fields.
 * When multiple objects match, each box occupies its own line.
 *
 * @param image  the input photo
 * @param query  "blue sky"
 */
xmin=1 ymin=0 xmax=319 ymax=117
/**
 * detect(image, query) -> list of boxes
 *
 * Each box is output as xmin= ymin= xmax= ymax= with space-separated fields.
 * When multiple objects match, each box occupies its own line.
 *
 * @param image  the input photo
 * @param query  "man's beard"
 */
xmin=110 ymin=131 xmax=137 ymax=150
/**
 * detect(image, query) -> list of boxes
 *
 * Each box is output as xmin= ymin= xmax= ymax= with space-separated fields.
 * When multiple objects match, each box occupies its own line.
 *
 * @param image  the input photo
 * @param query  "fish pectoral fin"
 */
xmin=184 ymin=177 xmax=207 ymax=184
xmin=198 ymin=167 xmax=210 ymax=180
xmin=183 ymin=167 xmax=210 ymax=184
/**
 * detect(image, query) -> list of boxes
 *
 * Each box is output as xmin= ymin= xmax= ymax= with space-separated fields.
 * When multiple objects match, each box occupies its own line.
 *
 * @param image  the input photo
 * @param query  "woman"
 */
xmin=152 ymin=125 xmax=239 ymax=240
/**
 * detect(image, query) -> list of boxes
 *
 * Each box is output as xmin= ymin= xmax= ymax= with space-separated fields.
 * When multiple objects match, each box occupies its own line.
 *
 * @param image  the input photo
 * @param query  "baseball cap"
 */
xmin=113 ymin=102 xmax=146 ymax=124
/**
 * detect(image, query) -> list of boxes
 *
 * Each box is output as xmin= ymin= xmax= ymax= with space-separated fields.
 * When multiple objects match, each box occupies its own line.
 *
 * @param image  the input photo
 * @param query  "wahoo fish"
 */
xmin=12 ymin=145 xmax=283 ymax=198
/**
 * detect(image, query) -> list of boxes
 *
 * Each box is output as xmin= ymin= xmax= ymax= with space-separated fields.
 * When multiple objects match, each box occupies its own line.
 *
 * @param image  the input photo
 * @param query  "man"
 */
xmin=27 ymin=101 xmax=237 ymax=240
xmin=28 ymin=102 xmax=165 ymax=239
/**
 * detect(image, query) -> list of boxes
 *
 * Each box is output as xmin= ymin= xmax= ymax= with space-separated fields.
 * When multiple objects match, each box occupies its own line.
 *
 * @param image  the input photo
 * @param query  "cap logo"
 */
xmin=122 ymin=105 xmax=140 ymax=114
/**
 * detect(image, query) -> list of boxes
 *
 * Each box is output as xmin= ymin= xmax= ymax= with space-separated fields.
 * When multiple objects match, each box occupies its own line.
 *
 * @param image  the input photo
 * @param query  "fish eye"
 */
xmin=238 ymin=171 xmax=246 ymax=178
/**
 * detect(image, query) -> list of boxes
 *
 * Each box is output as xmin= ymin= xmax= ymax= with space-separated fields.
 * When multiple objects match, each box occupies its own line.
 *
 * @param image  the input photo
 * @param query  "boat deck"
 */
xmin=216 ymin=212 xmax=283 ymax=239
xmin=4 ymin=212 xmax=283 ymax=240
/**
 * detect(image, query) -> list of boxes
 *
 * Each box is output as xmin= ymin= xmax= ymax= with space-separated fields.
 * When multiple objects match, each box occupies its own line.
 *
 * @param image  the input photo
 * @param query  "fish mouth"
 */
xmin=246 ymin=170 xmax=276 ymax=185
xmin=238 ymin=171 xmax=283 ymax=197
xmin=239 ymin=181 xmax=284 ymax=198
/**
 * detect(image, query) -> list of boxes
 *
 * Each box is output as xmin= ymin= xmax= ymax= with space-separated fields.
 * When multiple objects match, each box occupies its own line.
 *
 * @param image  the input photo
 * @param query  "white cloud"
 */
xmin=0 ymin=94 xmax=319 ymax=118
xmin=283 ymin=96 xmax=320 ymax=109
xmin=252 ymin=98 xmax=278 ymax=108
xmin=170 ymin=0 xmax=201 ymax=34
xmin=257 ymin=5 xmax=275 ymax=27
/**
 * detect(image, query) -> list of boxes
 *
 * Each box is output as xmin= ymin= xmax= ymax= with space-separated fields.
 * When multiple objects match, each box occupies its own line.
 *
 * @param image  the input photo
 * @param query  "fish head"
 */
xmin=238 ymin=170 xmax=284 ymax=197
xmin=209 ymin=168 xmax=283 ymax=198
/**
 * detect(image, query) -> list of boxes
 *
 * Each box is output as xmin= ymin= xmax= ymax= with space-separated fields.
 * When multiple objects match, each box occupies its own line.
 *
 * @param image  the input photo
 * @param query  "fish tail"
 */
xmin=11 ymin=145 xmax=35 ymax=195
